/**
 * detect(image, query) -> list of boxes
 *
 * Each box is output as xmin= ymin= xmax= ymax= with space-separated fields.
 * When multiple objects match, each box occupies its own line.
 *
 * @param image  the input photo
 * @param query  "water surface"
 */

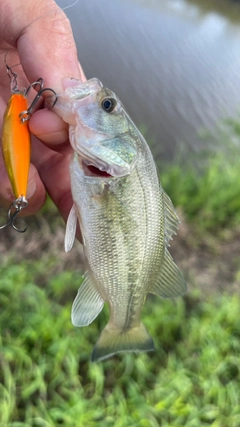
xmin=58 ymin=0 xmax=240 ymax=159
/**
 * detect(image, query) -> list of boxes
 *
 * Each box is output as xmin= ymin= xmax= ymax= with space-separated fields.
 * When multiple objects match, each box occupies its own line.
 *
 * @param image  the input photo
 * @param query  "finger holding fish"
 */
xmin=29 ymin=109 xmax=69 ymax=147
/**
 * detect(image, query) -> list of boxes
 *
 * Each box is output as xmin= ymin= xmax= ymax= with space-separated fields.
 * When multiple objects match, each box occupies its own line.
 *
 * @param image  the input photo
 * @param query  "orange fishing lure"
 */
xmin=2 ymin=92 xmax=31 ymax=201
xmin=0 ymin=60 xmax=57 ymax=232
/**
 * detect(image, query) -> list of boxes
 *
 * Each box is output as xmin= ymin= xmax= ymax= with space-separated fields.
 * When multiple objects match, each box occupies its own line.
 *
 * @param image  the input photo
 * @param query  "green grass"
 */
xmin=158 ymin=116 xmax=240 ymax=231
xmin=0 ymin=260 xmax=240 ymax=426
xmin=1 ymin=116 xmax=240 ymax=425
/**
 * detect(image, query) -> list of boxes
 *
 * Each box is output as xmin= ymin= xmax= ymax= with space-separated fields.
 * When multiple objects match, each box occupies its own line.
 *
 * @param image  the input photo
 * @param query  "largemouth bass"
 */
xmin=53 ymin=78 xmax=187 ymax=362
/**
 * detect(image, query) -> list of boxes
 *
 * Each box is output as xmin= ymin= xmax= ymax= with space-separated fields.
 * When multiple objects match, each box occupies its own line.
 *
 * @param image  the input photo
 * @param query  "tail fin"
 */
xmin=91 ymin=322 xmax=155 ymax=362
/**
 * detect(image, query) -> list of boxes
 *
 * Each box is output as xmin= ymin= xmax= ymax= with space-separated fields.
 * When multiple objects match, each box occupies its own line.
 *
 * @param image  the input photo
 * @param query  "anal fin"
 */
xmin=71 ymin=273 xmax=104 ymax=327
xmin=150 ymin=250 xmax=187 ymax=298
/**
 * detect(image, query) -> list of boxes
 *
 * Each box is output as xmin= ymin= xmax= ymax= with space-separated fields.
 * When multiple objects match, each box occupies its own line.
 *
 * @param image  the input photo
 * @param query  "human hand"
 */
xmin=0 ymin=0 xmax=86 ymax=222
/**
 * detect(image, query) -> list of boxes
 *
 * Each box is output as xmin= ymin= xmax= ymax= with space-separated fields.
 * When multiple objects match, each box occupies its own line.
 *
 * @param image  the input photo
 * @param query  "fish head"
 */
xmin=53 ymin=78 xmax=138 ymax=178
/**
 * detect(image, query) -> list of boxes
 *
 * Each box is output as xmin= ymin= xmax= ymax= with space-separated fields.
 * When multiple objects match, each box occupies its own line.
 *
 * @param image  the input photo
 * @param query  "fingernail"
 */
xmin=62 ymin=77 xmax=81 ymax=90
xmin=26 ymin=178 xmax=36 ymax=199
xmin=37 ymin=130 xmax=69 ymax=144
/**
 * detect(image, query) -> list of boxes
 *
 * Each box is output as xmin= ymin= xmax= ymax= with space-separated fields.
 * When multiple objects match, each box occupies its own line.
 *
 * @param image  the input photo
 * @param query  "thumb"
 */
xmin=0 ymin=0 xmax=86 ymax=92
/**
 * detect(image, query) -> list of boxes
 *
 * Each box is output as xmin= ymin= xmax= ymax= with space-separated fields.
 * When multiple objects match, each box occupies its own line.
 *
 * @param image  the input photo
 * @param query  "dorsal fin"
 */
xmin=150 ymin=249 xmax=187 ymax=298
xmin=162 ymin=188 xmax=180 ymax=247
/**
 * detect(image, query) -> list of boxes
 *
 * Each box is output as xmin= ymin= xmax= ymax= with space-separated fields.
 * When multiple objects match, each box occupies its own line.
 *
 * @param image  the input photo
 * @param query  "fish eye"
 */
xmin=101 ymin=98 xmax=116 ymax=113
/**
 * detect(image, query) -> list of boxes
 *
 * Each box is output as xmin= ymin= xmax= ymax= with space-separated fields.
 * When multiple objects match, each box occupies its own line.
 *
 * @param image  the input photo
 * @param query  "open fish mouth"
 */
xmin=82 ymin=160 xmax=113 ymax=178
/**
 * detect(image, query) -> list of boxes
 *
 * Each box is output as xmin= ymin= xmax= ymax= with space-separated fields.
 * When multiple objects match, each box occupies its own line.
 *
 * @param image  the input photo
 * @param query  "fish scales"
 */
xmin=53 ymin=78 xmax=187 ymax=361
xmin=70 ymin=154 xmax=161 ymax=330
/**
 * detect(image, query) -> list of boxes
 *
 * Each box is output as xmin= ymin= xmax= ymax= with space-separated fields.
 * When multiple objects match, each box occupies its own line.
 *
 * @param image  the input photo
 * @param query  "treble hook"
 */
xmin=0 ymin=197 xmax=28 ymax=233
xmin=4 ymin=52 xmax=58 ymax=122
xmin=19 ymin=78 xmax=58 ymax=123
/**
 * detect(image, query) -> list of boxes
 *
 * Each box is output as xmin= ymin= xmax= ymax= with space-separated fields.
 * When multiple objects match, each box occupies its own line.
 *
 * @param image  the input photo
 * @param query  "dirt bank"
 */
xmin=0 ymin=208 xmax=239 ymax=295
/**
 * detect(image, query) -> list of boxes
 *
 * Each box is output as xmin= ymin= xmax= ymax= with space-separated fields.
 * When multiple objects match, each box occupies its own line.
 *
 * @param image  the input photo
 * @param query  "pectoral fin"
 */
xmin=65 ymin=204 xmax=78 ymax=252
xmin=150 ymin=250 xmax=187 ymax=298
xmin=71 ymin=273 xmax=104 ymax=327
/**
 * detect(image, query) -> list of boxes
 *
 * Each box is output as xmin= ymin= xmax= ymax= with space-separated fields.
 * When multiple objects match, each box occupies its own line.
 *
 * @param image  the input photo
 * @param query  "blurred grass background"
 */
xmin=1 ymin=117 xmax=240 ymax=426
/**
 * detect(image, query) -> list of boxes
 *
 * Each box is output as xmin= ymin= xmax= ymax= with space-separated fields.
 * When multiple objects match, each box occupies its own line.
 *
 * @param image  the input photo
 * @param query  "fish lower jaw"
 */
xmin=76 ymin=155 xmax=131 ymax=179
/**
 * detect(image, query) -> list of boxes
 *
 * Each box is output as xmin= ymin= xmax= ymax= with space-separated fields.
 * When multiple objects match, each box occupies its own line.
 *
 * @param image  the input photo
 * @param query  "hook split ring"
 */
xmin=0 ymin=197 xmax=28 ymax=233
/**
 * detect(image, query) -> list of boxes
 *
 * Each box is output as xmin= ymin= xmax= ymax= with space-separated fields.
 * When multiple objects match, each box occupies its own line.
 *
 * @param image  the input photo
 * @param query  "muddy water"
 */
xmin=59 ymin=0 xmax=240 ymax=159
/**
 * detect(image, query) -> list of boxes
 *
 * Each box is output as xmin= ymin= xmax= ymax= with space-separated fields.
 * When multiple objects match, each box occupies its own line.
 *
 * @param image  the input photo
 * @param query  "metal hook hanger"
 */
xmin=0 ymin=197 xmax=28 ymax=233
xmin=5 ymin=60 xmax=20 ymax=95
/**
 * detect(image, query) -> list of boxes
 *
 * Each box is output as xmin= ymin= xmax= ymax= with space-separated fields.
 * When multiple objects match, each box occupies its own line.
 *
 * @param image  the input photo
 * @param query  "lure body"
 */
xmin=0 ymin=66 xmax=56 ymax=233
xmin=2 ymin=93 xmax=30 ymax=199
